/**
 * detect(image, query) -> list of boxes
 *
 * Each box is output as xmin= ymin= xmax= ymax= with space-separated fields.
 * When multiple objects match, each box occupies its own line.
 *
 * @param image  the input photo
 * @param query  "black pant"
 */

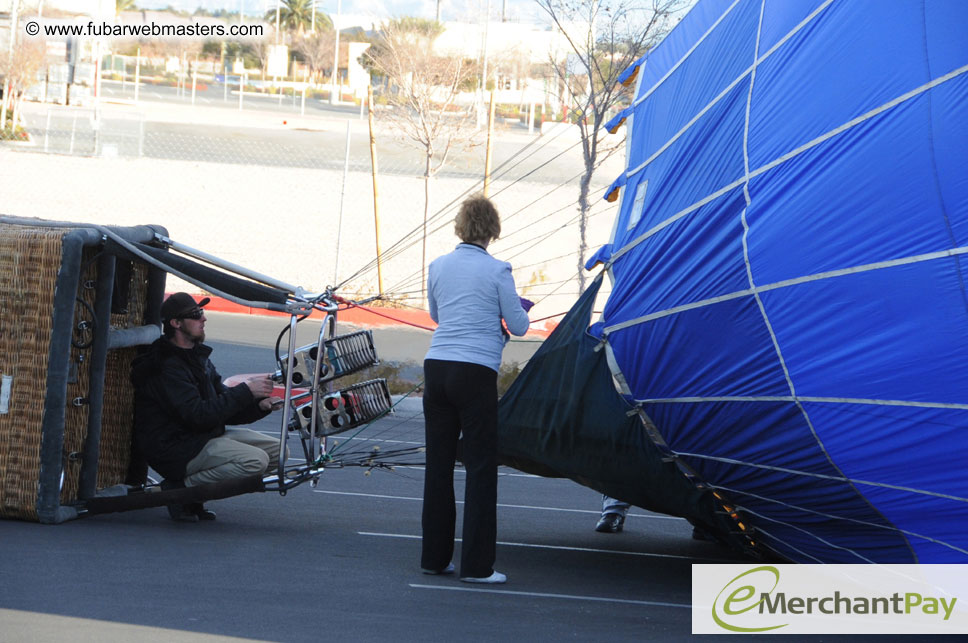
xmin=421 ymin=359 xmax=498 ymax=578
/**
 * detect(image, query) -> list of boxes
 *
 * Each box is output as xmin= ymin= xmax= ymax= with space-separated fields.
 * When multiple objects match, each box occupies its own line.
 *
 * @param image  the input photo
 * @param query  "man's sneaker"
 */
xmin=159 ymin=479 xmax=212 ymax=522
xmin=190 ymin=503 xmax=217 ymax=521
xmin=422 ymin=562 xmax=455 ymax=575
xmin=460 ymin=571 xmax=507 ymax=584
xmin=167 ymin=503 xmax=199 ymax=523
xmin=595 ymin=513 xmax=625 ymax=533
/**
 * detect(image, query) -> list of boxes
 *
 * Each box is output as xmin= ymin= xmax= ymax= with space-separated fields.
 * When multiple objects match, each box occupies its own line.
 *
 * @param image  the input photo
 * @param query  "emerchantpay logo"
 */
xmin=712 ymin=565 xmax=787 ymax=632
xmin=692 ymin=564 xmax=968 ymax=634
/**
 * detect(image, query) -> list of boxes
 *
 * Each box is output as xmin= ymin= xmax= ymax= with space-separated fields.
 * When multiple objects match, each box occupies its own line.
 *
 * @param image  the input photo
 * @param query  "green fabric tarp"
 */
xmin=497 ymin=274 xmax=741 ymax=546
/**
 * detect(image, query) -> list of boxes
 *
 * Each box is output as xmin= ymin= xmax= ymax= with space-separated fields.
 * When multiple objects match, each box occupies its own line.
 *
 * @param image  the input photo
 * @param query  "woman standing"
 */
xmin=421 ymin=195 xmax=533 ymax=583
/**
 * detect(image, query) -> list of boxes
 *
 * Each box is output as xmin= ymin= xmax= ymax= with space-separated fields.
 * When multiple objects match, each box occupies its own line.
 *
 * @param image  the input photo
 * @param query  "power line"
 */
xmin=336 ymin=123 xmax=580 ymax=289
xmin=337 ymin=121 xmax=622 ymax=294
xmin=381 ymin=179 xmax=614 ymax=298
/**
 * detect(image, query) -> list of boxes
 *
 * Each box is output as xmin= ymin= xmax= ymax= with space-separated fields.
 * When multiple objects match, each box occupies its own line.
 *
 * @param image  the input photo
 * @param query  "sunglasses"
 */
xmin=178 ymin=308 xmax=205 ymax=320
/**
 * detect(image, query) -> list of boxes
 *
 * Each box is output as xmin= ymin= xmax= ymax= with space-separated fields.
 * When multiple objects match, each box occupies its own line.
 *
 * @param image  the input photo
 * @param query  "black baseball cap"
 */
xmin=161 ymin=292 xmax=211 ymax=321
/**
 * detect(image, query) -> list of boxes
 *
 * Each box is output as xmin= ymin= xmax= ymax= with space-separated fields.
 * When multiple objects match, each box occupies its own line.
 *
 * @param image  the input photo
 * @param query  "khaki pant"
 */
xmin=183 ymin=428 xmax=284 ymax=487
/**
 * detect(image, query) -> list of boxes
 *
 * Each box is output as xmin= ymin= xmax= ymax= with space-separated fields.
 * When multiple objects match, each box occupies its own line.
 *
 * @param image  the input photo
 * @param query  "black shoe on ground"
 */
xmin=167 ymin=503 xmax=200 ymax=523
xmin=160 ymin=479 xmax=198 ymax=522
xmin=190 ymin=503 xmax=217 ymax=521
xmin=595 ymin=513 xmax=625 ymax=533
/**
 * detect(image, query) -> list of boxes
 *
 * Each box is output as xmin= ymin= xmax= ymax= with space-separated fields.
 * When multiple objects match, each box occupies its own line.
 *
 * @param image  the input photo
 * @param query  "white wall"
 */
xmin=434 ymin=20 xmax=566 ymax=66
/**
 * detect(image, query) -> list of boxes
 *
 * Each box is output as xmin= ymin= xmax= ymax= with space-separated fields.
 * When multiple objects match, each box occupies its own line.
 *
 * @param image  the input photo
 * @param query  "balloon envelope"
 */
xmin=588 ymin=0 xmax=968 ymax=563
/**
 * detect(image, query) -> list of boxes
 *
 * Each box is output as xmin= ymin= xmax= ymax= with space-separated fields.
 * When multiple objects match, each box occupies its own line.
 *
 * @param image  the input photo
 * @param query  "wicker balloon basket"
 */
xmin=0 ymin=218 xmax=167 ymax=523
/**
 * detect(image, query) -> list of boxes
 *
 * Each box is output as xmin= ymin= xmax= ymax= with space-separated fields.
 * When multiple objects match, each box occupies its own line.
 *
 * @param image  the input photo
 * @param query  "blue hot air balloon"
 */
xmin=498 ymin=0 xmax=968 ymax=563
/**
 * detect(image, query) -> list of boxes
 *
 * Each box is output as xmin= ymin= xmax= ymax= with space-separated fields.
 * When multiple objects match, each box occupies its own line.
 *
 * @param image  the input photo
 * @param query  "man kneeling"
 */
xmin=132 ymin=292 xmax=284 ymax=522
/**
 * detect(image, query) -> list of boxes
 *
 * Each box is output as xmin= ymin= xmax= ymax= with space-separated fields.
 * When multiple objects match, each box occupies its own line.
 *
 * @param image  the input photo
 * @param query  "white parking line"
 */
xmin=408 ymin=584 xmax=691 ymax=608
xmin=337 ymin=436 xmax=424 ymax=446
xmin=359 ymin=531 xmax=730 ymax=562
xmin=262 ymin=430 xmax=423 ymax=447
xmin=312 ymin=489 xmax=682 ymax=520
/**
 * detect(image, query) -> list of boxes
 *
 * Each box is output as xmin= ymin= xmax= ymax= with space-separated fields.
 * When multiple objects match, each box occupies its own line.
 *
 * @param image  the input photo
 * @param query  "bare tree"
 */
xmin=489 ymin=44 xmax=532 ymax=92
xmin=362 ymin=17 xmax=481 ymax=301
xmin=537 ymin=0 xmax=686 ymax=292
xmin=293 ymin=29 xmax=336 ymax=84
xmin=1 ymin=40 xmax=46 ymax=136
xmin=250 ymin=35 xmax=277 ymax=82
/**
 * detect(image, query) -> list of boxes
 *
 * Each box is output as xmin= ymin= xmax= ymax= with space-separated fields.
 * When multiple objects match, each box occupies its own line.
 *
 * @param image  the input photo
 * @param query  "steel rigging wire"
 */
xmin=334 ymin=124 xmax=589 ymax=290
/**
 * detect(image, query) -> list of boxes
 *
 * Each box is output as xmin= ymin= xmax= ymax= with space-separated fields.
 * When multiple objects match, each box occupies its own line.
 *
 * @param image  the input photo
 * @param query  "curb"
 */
xmin=192 ymin=294 xmax=555 ymax=338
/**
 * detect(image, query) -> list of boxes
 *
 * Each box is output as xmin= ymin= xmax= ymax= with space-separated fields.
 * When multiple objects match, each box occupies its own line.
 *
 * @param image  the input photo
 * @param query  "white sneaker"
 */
xmin=422 ymin=562 xmax=455 ymax=575
xmin=460 ymin=570 xmax=507 ymax=584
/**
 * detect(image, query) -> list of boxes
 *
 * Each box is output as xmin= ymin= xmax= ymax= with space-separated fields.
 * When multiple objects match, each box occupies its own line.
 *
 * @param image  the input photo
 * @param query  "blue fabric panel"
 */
xmin=757 ymin=0 xmax=826 ymax=52
xmin=748 ymin=0 xmax=930 ymax=170
xmin=618 ymin=83 xmax=748 ymax=247
xmin=759 ymin=261 xmax=968 ymax=403
xmin=745 ymin=98 xmax=951 ymax=285
xmin=585 ymin=244 xmax=612 ymax=270
xmin=924 ymin=0 xmax=968 ymax=78
xmin=643 ymin=400 xmax=831 ymax=476
xmin=852 ymin=486 xmax=968 ymax=563
xmin=804 ymin=403 xmax=968 ymax=498
xmin=904 ymin=507 xmax=968 ymax=563
xmin=644 ymin=400 xmax=925 ymax=564
xmin=750 ymin=522 xmax=914 ymax=564
xmin=605 ymin=174 xmax=626 ymax=200
xmin=910 ymin=539 xmax=968 ymax=565
xmin=590 ymin=0 xmax=968 ymax=563
xmin=608 ymin=173 xmax=643 ymax=251
xmin=604 ymin=109 xmax=631 ymax=133
xmin=633 ymin=0 xmax=741 ymax=107
xmin=671 ymin=440 xmax=886 ymax=528
xmin=617 ymin=58 xmax=644 ymax=85
xmin=674 ymin=454 xmax=914 ymax=563
xmin=931 ymin=76 xmax=968 ymax=245
xmin=626 ymin=0 xmax=759 ymax=171
xmin=606 ymin=190 xmax=748 ymax=319
xmin=608 ymin=297 xmax=790 ymax=400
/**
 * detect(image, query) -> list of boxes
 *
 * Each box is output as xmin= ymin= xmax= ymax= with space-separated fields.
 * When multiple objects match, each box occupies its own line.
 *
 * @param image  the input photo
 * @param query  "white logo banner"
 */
xmin=693 ymin=564 xmax=968 ymax=634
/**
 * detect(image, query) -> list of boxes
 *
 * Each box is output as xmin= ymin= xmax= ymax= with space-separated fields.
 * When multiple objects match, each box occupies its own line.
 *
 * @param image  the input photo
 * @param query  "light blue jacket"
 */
xmin=426 ymin=243 xmax=531 ymax=372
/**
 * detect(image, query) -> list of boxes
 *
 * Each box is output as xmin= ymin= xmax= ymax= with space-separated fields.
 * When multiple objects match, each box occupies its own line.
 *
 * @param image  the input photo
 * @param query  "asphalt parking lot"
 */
xmin=0 ymin=398 xmax=740 ymax=642
xmin=1 ymin=313 xmax=942 ymax=642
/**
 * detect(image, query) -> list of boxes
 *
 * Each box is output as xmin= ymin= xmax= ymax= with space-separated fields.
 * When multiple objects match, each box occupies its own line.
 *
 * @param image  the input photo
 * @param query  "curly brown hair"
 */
xmin=454 ymin=195 xmax=501 ymax=243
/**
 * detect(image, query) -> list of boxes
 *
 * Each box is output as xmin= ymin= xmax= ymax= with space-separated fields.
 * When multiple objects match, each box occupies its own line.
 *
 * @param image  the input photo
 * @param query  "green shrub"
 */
xmin=0 ymin=109 xmax=28 ymax=141
xmin=497 ymin=362 xmax=523 ymax=397
xmin=326 ymin=358 xmax=521 ymax=398
xmin=332 ymin=360 xmax=422 ymax=396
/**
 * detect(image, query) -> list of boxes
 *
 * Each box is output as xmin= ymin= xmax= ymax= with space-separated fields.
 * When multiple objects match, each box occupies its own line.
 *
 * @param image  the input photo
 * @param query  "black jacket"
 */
xmin=131 ymin=336 xmax=269 ymax=480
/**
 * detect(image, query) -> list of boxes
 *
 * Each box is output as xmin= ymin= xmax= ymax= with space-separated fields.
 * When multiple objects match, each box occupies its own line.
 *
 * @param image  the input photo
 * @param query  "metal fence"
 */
xmin=2 ymin=93 xmax=620 ymax=321
xmin=32 ymin=107 xmax=145 ymax=157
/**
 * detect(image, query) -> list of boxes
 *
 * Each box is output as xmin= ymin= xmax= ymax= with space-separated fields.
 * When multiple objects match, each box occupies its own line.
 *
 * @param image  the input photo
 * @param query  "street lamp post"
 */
xmin=275 ymin=0 xmax=281 ymax=43
xmin=2 ymin=0 xmax=21 ymax=131
xmin=478 ymin=0 xmax=491 ymax=127
xmin=329 ymin=0 xmax=341 ymax=105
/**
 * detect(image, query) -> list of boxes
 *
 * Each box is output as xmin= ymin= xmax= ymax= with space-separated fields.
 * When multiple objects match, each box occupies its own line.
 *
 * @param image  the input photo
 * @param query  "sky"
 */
xmin=136 ymin=0 xmax=549 ymax=24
